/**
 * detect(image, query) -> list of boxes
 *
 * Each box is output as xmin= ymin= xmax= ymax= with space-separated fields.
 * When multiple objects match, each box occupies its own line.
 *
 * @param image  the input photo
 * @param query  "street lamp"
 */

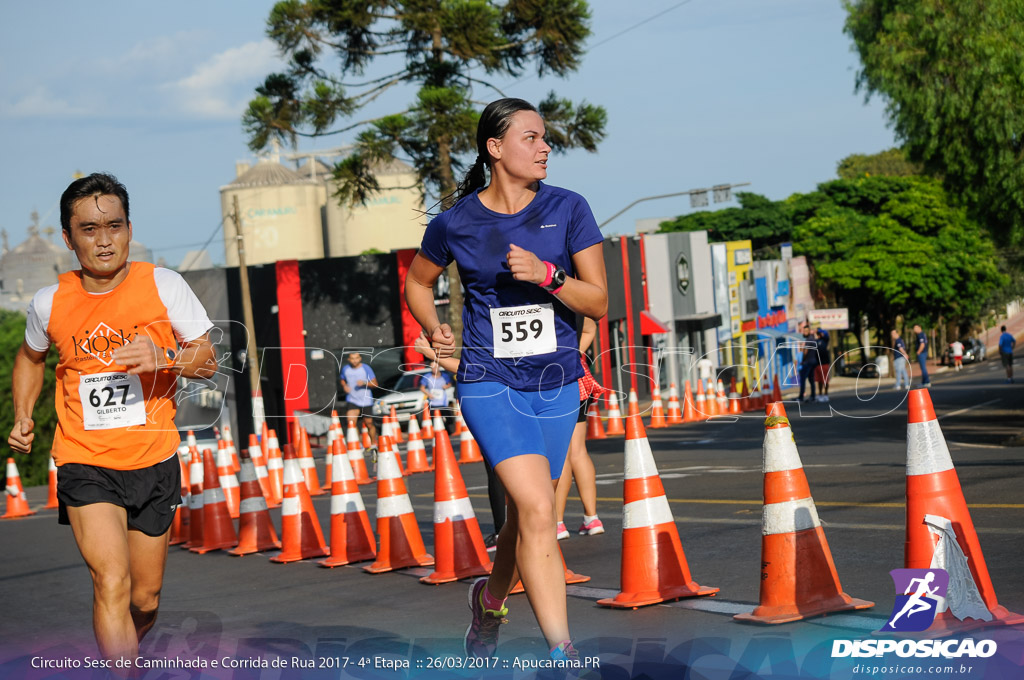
xmin=598 ymin=182 xmax=751 ymax=229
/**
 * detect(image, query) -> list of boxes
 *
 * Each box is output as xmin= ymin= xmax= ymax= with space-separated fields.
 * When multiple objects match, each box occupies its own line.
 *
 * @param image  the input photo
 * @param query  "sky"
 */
xmin=0 ymin=0 xmax=896 ymax=268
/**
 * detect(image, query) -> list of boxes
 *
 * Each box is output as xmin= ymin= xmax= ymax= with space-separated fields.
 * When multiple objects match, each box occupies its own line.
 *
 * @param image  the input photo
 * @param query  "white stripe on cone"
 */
xmin=433 ymin=497 xmax=476 ymax=524
xmin=239 ymin=497 xmax=268 ymax=514
xmin=623 ymin=496 xmax=675 ymax=529
xmin=331 ymin=493 xmax=368 ymax=514
xmin=763 ymin=428 xmax=802 ymax=473
xmin=624 ymin=438 xmax=660 ymax=479
xmin=907 ymin=420 xmax=955 ymax=476
xmin=377 ymin=494 xmax=414 ymax=518
xmin=763 ymin=497 xmax=820 ymax=535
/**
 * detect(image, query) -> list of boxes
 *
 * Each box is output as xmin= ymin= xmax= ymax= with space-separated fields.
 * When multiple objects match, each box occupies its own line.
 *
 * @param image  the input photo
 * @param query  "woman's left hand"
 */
xmin=507 ymin=243 xmax=547 ymax=285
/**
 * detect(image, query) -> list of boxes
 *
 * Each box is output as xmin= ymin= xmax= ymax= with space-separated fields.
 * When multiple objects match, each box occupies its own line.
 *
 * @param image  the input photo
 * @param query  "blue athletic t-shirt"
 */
xmin=341 ymin=364 xmax=376 ymax=407
xmin=419 ymin=182 xmax=604 ymax=391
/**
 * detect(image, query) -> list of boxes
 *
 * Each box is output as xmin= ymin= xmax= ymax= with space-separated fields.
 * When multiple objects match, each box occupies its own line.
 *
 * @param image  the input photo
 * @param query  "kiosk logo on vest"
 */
xmin=881 ymin=568 xmax=949 ymax=632
xmin=73 ymin=322 xmax=138 ymax=366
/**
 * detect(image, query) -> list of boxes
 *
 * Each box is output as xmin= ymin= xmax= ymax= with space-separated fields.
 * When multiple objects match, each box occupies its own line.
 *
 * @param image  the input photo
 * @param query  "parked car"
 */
xmin=372 ymin=367 xmax=456 ymax=422
xmin=939 ymin=338 xmax=987 ymax=366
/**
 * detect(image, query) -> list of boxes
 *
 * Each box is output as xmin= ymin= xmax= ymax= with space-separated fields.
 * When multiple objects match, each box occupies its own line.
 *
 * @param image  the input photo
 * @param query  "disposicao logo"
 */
xmin=880 ymin=568 xmax=949 ymax=632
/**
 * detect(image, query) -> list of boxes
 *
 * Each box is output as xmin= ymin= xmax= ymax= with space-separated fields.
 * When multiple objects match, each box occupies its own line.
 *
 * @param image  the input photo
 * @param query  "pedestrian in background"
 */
xmin=999 ymin=325 xmax=1016 ymax=384
xmin=950 ymin=339 xmax=964 ymax=372
xmin=340 ymin=352 xmax=379 ymax=450
xmin=814 ymin=328 xmax=831 ymax=403
xmin=797 ymin=324 xmax=819 ymax=402
xmin=913 ymin=324 xmax=931 ymax=387
xmin=891 ymin=329 xmax=911 ymax=390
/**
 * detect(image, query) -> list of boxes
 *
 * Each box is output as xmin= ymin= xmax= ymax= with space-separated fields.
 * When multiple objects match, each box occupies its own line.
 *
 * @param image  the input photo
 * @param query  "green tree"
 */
xmin=836 ymin=147 xmax=922 ymax=180
xmin=244 ymin=0 xmax=608 ymax=345
xmin=0 ymin=310 xmax=59 ymax=487
xmin=794 ymin=176 xmax=1006 ymax=343
xmin=844 ymin=0 xmax=1024 ymax=245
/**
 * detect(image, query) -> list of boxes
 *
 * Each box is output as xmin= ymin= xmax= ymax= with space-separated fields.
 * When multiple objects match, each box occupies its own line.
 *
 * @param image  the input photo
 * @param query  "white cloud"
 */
xmin=163 ymin=39 xmax=284 ymax=119
xmin=0 ymin=85 xmax=90 ymax=118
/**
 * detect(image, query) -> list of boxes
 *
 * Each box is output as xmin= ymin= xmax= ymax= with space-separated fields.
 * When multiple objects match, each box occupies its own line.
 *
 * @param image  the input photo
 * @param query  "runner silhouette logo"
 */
xmin=880 ymin=568 xmax=950 ymax=632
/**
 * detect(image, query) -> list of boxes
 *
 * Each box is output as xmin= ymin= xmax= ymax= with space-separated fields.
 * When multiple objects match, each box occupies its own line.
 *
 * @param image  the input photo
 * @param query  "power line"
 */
xmin=587 ymin=0 xmax=695 ymax=51
xmin=503 ymin=0 xmax=695 ymax=91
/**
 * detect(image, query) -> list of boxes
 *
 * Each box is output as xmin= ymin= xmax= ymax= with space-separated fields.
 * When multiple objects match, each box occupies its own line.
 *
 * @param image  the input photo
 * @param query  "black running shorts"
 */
xmin=57 ymin=455 xmax=181 ymax=536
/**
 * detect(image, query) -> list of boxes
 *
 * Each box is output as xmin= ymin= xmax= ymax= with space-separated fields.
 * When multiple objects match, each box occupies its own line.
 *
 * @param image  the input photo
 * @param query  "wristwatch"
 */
xmin=163 ymin=347 xmax=178 ymax=369
xmin=542 ymin=266 xmax=567 ymax=292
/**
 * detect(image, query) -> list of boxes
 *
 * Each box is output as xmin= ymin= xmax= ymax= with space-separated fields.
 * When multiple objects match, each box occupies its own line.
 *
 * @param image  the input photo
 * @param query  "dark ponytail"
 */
xmin=450 ymin=98 xmax=538 ymax=208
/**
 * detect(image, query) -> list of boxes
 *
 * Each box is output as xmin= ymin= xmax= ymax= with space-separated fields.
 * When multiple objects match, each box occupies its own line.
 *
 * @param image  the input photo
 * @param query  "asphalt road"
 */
xmin=1 ymin=354 xmax=1022 ymax=680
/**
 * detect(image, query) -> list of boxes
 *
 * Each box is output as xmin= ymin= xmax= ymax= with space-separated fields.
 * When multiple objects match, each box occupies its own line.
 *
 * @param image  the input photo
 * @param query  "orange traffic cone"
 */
xmin=421 ymin=427 xmax=492 ymax=584
xmin=169 ymin=452 xmax=190 ymax=546
xmin=728 ymin=377 xmax=742 ymax=415
xmin=361 ymin=422 xmax=373 ymax=449
xmin=750 ymin=379 xmax=764 ymax=412
xmin=597 ymin=416 xmax=718 ymax=608
xmin=270 ymin=444 xmax=329 ymax=563
xmin=420 ymin=405 xmax=434 ymax=441
xmin=586 ymin=401 xmax=606 ymax=440
xmin=715 ymin=379 xmax=729 ymax=415
xmin=216 ymin=440 xmax=240 ymax=520
xmin=694 ymin=379 xmax=710 ymax=418
xmin=701 ymin=379 xmax=716 ymax=416
xmin=3 ymin=458 xmax=36 ymax=519
xmin=734 ymin=402 xmax=873 ymax=623
xmin=222 ymin=425 xmax=240 ymax=474
xmin=44 ymin=455 xmax=59 ymax=509
xmin=649 ymin=384 xmax=667 ymax=428
xmin=902 ymin=389 xmax=1024 ymax=634
xmin=604 ymin=393 xmax=625 ymax=436
xmin=627 ymin=388 xmax=640 ymax=417
xmin=452 ymin=404 xmax=465 ymax=437
xmin=265 ymin=430 xmax=284 ymax=507
xmin=261 ymin=422 xmax=270 ymax=462
xmin=320 ymin=439 xmax=377 ymax=567
xmin=666 ymin=383 xmax=684 ymax=425
xmin=405 ymin=417 xmax=432 ymax=474
xmin=364 ymin=437 xmax=434 ymax=573
xmin=389 ymin=406 xmax=405 ymax=443
xmin=191 ymin=449 xmax=238 ymax=554
xmin=772 ymin=374 xmax=782 ymax=403
xmin=186 ymin=430 xmax=197 ymax=450
xmin=458 ymin=424 xmax=483 ymax=464
xmin=229 ymin=446 xmax=280 ymax=556
xmin=682 ymin=380 xmax=698 ymax=423
xmin=247 ymin=433 xmax=273 ymax=505
xmin=184 ymin=448 xmax=206 ymax=550
xmin=295 ymin=422 xmax=325 ymax=496
xmin=345 ymin=420 xmax=373 ymax=485
xmin=740 ymin=378 xmax=751 ymax=412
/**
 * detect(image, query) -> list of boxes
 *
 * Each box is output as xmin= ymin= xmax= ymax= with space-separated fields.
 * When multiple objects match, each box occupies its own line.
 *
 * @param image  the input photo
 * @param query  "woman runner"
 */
xmin=404 ymin=98 xmax=607 ymax=663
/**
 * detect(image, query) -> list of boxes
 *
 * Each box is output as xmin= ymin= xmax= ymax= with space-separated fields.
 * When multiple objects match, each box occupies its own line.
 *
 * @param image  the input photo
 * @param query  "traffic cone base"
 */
xmin=320 ymin=447 xmax=377 ymax=568
xmin=3 ymin=458 xmax=36 ymax=519
xmin=901 ymin=389 xmax=1024 ymax=635
xmin=364 ymin=515 xmax=435 ymax=573
xmin=733 ymin=528 xmax=872 ymax=623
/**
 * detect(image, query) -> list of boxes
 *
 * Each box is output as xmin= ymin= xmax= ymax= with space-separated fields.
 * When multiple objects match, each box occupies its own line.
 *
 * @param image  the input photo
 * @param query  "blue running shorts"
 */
xmin=458 ymin=381 xmax=579 ymax=480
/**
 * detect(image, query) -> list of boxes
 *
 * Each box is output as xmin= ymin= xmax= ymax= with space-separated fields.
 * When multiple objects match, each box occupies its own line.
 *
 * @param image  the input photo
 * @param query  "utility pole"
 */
xmin=231 ymin=195 xmax=266 ymax=437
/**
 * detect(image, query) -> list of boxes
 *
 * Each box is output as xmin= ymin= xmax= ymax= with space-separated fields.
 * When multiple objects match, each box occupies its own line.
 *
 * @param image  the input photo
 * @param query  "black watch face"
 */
xmin=554 ymin=269 xmax=567 ymax=286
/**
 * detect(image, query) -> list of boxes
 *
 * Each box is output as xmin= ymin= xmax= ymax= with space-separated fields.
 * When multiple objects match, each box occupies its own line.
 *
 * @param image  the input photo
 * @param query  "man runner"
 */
xmin=8 ymin=173 xmax=217 ymax=671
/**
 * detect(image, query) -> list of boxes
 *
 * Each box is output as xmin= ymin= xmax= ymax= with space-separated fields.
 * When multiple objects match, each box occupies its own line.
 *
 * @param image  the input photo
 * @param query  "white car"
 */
xmin=372 ymin=367 xmax=456 ymax=422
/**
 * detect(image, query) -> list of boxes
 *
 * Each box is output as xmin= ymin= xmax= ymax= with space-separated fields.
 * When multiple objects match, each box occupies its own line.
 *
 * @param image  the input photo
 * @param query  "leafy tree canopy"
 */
xmin=0 ymin=310 xmax=58 ymax=486
xmin=837 ymin=147 xmax=923 ymax=180
xmin=244 ymin=0 xmax=608 ymax=345
xmin=244 ymin=0 xmax=607 ymax=206
xmin=794 ymin=176 xmax=1007 ymax=333
xmin=844 ymin=0 xmax=1024 ymax=245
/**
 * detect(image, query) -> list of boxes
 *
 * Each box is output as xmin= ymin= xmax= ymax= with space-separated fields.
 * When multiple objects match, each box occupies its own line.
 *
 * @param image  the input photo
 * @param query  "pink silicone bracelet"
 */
xmin=539 ymin=261 xmax=556 ymax=288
